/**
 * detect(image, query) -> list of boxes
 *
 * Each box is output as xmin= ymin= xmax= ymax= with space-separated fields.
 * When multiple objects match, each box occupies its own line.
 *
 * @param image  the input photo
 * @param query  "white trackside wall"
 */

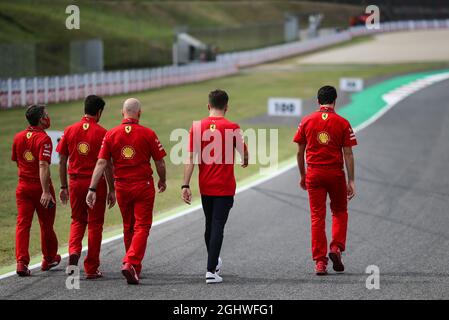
xmin=1 ymin=19 xmax=449 ymax=109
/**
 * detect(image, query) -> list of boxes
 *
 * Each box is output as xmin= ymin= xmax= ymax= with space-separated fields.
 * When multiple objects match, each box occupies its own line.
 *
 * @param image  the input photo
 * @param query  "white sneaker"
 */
xmin=216 ymin=257 xmax=222 ymax=275
xmin=206 ymin=271 xmax=222 ymax=284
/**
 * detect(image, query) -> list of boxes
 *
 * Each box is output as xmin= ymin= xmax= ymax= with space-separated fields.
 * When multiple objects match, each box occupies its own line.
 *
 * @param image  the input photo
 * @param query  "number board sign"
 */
xmin=268 ymin=98 xmax=302 ymax=117
xmin=340 ymin=78 xmax=364 ymax=92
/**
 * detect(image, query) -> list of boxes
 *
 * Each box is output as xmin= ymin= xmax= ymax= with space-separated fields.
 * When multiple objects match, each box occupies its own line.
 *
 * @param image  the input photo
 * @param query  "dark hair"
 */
xmin=84 ymin=95 xmax=105 ymax=116
xmin=25 ymin=104 xmax=45 ymax=126
xmin=208 ymin=89 xmax=229 ymax=110
xmin=317 ymin=86 xmax=337 ymax=105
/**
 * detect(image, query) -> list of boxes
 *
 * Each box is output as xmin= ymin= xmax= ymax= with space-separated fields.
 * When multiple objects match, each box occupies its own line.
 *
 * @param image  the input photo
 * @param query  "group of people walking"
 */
xmin=11 ymin=86 xmax=356 ymax=285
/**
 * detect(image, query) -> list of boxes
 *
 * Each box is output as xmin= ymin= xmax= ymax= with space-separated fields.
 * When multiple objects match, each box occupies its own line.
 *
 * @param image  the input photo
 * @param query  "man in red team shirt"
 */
xmin=293 ymin=86 xmax=357 ymax=275
xmin=182 ymin=89 xmax=248 ymax=284
xmin=86 ymin=98 xmax=167 ymax=285
xmin=11 ymin=105 xmax=61 ymax=276
xmin=57 ymin=95 xmax=116 ymax=279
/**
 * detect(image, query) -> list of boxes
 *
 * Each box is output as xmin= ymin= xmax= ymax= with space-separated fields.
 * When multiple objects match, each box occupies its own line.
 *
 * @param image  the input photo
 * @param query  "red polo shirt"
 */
xmin=56 ymin=116 xmax=107 ymax=176
xmin=98 ymin=118 xmax=166 ymax=181
xmin=11 ymin=126 xmax=52 ymax=180
xmin=293 ymin=106 xmax=357 ymax=168
xmin=188 ymin=116 xmax=246 ymax=196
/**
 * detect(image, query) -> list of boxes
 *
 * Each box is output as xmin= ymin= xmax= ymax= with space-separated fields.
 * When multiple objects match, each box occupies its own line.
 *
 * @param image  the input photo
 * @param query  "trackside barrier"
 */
xmin=0 ymin=62 xmax=238 ymax=108
xmin=1 ymin=19 xmax=449 ymax=109
xmin=216 ymin=19 xmax=449 ymax=67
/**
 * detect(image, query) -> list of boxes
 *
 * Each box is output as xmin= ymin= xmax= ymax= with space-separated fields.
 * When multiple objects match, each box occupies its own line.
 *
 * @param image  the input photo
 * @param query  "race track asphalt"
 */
xmin=1 ymin=79 xmax=449 ymax=300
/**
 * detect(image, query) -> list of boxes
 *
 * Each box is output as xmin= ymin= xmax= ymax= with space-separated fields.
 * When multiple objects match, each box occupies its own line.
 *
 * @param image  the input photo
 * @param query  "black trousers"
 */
xmin=201 ymin=195 xmax=234 ymax=272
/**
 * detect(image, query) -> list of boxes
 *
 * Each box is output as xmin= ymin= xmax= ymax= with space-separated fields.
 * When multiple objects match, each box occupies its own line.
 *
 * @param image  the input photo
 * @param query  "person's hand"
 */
xmin=107 ymin=190 xmax=116 ymax=209
xmin=299 ymin=175 xmax=307 ymax=190
xmin=181 ymin=187 xmax=192 ymax=205
xmin=41 ymin=191 xmax=55 ymax=209
xmin=86 ymin=190 xmax=97 ymax=209
xmin=347 ymin=180 xmax=356 ymax=200
xmin=59 ymin=188 xmax=69 ymax=205
xmin=158 ymin=180 xmax=167 ymax=193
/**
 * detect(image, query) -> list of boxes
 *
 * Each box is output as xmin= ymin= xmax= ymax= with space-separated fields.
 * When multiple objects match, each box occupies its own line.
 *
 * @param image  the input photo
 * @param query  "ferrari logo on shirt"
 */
xmin=125 ymin=126 xmax=132 ymax=134
xmin=83 ymin=123 xmax=90 ymax=130
xmin=209 ymin=124 xmax=216 ymax=132
xmin=121 ymin=145 xmax=135 ymax=159
xmin=23 ymin=150 xmax=34 ymax=162
xmin=317 ymin=131 xmax=330 ymax=145
xmin=77 ymin=142 xmax=90 ymax=155
xmin=322 ymin=113 xmax=328 ymax=121
xmin=26 ymin=132 xmax=33 ymax=139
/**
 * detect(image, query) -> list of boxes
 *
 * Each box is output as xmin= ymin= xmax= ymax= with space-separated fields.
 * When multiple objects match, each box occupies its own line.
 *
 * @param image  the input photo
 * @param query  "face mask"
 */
xmin=41 ymin=116 xmax=51 ymax=129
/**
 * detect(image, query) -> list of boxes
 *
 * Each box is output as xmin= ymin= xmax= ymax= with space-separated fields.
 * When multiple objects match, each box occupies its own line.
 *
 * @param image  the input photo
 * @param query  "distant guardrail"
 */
xmin=216 ymin=19 xmax=449 ymax=68
xmin=0 ymin=62 xmax=238 ymax=109
xmin=1 ymin=19 xmax=448 ymax=109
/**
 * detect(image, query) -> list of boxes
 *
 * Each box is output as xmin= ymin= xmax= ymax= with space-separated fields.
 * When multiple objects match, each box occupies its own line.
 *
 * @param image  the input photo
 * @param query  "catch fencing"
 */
xmin=1 ymin=19 xmax=449 ymax=109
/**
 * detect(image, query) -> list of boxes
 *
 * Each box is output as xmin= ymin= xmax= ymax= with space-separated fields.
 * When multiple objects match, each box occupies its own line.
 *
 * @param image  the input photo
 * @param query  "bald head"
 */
xmin=122 ymin=98 xmax=141 ymax=119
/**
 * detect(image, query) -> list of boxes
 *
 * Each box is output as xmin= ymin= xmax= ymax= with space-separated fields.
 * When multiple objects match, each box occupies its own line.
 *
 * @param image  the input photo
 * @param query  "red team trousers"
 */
xmin=68 ymin=175 xmax=107 ymax=274
xmin=15 ymin=179 xmax=58 ymax=265
xmin=115 ymin=179 xmax=155 ymax=275
xmin=306 ymin=166 xmax=348 ymax=262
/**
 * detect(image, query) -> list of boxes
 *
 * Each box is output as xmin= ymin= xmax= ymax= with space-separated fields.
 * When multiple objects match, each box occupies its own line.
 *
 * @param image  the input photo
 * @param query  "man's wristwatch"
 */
xmin=181 ymin=185 xmax=190 ymax=189
xmin=88 ymin=187 xmax=96 ymax=192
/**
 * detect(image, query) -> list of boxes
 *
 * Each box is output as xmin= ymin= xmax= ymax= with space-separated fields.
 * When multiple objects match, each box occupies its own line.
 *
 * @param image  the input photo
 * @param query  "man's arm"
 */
xmin=154 ymin=159 xmax=167 ymax=193
xmin=235 ymin=129 xmax=248 ymax=168
xmin=104 ymin=160 xmax=116 ymax=209
xmin=181 ymin=152 xmax=194 ymax=205
xmin=58 ymin=154 xmax=69 ymax=205
xmin=297 ymin=143 xmax=307 ymax=190
xmin=86 ymin=158 xmax=108 ymax=208
xmin=11 ymin=139 xmax=17 ymax=162
xmin=237 ymin=144 xmax=249 ymax=168
xmin=343 ymin=146 xmax=355 ymax=200
xmin=242 ymin=147 xmax=249 ymax=168
xmin=39 ymin=160 xmax=55 ymax=208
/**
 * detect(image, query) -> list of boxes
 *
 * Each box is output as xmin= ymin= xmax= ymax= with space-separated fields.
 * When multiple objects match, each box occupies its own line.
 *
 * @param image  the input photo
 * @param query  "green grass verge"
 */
xmin=1 ymin=60 xmax=448 ymax=268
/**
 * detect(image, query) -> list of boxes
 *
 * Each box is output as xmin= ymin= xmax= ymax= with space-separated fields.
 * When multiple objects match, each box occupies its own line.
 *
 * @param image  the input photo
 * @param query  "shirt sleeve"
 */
xmin=293 ymin=120 xmax=306 ymax=145
xmin=56 ymin=130 xmax=69 ymax=155
xmin=39 ymin=136 xmax=53 ymax=163
xmin=98 ymin=133 xmax=111 ymax=160
xmin=148 ymin=131 xmax=167 ymax=161
xmin=343 ymin=121 xmax=358 ymax=147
